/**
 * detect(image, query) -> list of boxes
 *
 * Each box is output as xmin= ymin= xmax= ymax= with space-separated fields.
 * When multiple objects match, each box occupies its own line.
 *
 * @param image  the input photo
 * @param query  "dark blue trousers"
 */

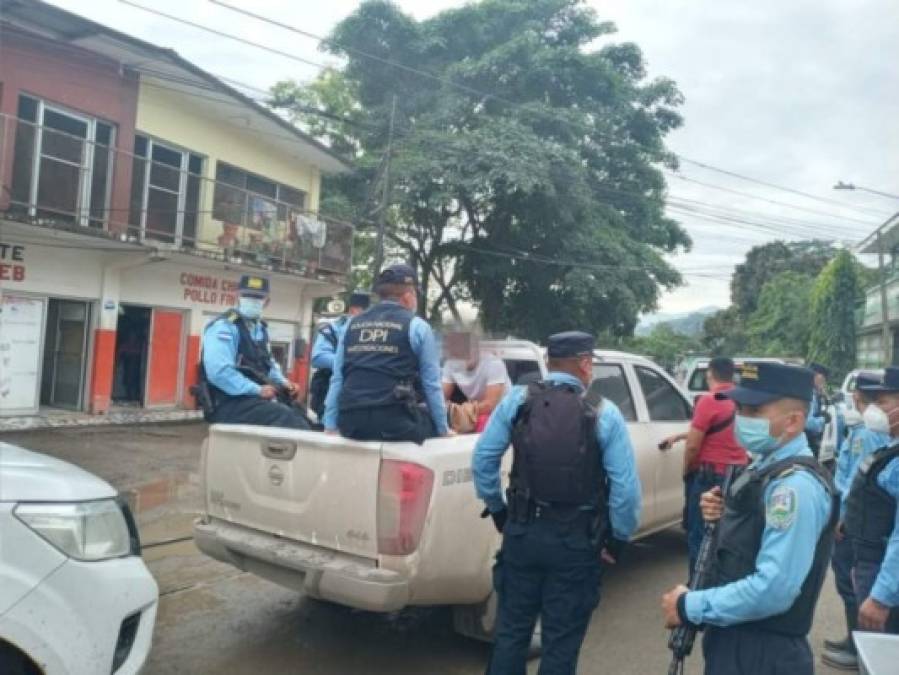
xmin=211 ymin=395 xmax=310 ymax=429
xmin=852 ymin=559 xmax=899 ymax=634
xmin=831 ymin=535 xmax=858 ymax=640
xmin=702 ymin=626 xmax=813 ymax=675
xmin=338 ymin=403 xmax=436 ymax=445
xmin=685 ymin=471 xmax=726 ymax=575
xmin=488 ymin=517 xmax=601 ymax=675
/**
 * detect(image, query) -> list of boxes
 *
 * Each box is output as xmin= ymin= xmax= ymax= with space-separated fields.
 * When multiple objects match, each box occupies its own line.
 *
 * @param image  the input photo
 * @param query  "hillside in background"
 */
xmin=636 ymin=306 xmax=720 ymax=337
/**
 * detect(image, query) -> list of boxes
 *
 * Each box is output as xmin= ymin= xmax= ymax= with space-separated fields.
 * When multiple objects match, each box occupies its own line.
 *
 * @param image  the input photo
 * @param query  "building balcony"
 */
xmin=0 ymin=112 xmax=353 ymax=281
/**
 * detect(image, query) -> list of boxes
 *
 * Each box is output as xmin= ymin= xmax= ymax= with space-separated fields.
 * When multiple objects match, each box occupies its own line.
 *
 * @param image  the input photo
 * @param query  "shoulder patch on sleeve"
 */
xmin=766 ymin=484 xmax=798 ymax=530
xmin=217 ymin=330 xmax=234 ymax=341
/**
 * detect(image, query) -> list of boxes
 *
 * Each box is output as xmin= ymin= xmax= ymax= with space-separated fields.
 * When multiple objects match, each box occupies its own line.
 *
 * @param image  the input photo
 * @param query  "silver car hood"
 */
xmin=0 ymin=443 xmax=116 ymax=502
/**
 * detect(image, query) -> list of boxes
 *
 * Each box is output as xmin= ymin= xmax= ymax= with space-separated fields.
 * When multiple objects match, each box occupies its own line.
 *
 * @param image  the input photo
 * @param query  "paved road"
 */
xmin=5 ymin=424 xmax=849 ymax=674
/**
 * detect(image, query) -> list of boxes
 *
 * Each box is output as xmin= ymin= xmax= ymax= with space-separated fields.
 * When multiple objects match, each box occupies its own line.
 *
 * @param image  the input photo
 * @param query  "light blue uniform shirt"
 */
xmin=684 ymin=434 xmax=832 ymax=627
xmin=202 ymin=313 xmax=287 ymax=397
xmin=835 ymin=423 xmax=890 ymax=519
xmin=471 ymin=372 xmax=642 ymax=541
xmin=322 ymin=302 xmax=448 ymax=435
xmin=311 ymin=316 xmax=350 ymax=371
xmin=805 ymin=392 xmax=826 ymax=436
xmin=870 ymin=455 xmax=899 ymax=606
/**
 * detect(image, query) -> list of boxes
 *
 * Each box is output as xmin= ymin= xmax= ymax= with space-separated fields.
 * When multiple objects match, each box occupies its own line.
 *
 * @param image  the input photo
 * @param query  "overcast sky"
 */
xmin=47 ymin=0 xmax=899 ymax=315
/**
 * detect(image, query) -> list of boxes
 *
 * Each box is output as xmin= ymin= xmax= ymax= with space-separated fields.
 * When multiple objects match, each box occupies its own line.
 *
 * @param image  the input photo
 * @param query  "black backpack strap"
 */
xmin=706 ymin=411 xmax=735 ymax=436
xmin=319 ymin=322 xmax=340 ymax=348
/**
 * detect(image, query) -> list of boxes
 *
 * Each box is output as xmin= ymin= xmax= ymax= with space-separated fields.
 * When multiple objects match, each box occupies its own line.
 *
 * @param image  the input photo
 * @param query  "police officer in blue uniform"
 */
xmin=662 ymin=362 xmax=837 ymax=675
xmin=844 ymin=366 xmax=899 ymax=636
xmin=323 ymin=264 xmax=449 ymax=443
xmin=308 ymin=291 xmax=370 ymax=419
xmin=822 ymin=371 xmax=890 ymax=669
xmin=473 ymin=331 xmax=641 ymax=675
xmin=805 ymin=362 xmax=832 ymax=458
xmin=201 ymin=275 xmax=309 ymax=429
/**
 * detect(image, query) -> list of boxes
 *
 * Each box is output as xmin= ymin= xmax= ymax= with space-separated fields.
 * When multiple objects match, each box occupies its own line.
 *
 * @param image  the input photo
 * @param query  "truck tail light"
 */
xmin=377 ymin=460 xmax=434 ymax=556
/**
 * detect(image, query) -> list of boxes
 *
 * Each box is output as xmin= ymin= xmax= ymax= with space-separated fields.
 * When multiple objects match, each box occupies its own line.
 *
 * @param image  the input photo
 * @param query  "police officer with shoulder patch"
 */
xmin=661 ymin=362 xmax=837 ymax=675
xmin=308 ymin=291 xmax=370 ymax=419
xmin=323 ymin=264 xmax=450 ymax=443
xmin=843 ymin=366 xmax=899 ymax=636
xmin=200 ymin=275 xmax=309 ymax=429
xmin=472 ymin=331 xmax=642 ymax=674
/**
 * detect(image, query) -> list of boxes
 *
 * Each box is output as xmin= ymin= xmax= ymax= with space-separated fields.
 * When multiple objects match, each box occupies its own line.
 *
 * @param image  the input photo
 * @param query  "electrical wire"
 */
xmin=205 ymin=0 xmax=894 ymax=221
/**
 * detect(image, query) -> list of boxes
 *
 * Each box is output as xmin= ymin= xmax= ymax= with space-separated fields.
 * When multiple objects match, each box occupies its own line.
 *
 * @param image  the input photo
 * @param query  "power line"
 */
xmin=206 ymin=0 xmax=893 ymax=222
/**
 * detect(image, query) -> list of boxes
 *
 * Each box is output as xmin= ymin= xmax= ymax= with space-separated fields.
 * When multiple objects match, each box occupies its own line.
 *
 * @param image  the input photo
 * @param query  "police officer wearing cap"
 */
xmin=805 ymin=362 xmax=832 ymax=458
xmin=308 ymin=291 xmax=371 ymax=419
xmin=821 ymin=370 xmax=891 ymax=669
xmin=473 ymin=331 xmax=641 ymax=674
xmin=323 ymin=264 xmax=450 ymax=443
xmin=661 ymin=362 xmax=837 ymax=675
xmin=200 ymin=275 xmax=309 ymax=429
xmin=843 ymin=366 xmax=899 ymax=636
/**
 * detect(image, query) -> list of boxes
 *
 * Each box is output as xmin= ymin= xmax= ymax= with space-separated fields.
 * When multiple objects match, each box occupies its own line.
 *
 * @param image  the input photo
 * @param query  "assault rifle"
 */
xmin=666 ymin=465 xmax=738 ymax=675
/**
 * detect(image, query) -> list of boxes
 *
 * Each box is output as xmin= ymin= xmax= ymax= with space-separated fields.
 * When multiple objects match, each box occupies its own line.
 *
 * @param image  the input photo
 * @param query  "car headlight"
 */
xmin=14 ymin=499 xmax=133 ymax=562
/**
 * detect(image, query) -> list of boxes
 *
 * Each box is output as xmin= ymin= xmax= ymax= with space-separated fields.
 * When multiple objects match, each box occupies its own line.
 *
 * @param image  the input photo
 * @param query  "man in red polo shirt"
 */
xmin=662 ymin=356 xmax=748 ymax=575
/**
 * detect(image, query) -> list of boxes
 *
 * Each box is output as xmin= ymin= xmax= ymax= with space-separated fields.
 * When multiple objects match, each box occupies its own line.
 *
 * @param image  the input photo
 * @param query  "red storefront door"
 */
xmin=146 ymin=309 xmax=184 ymax=407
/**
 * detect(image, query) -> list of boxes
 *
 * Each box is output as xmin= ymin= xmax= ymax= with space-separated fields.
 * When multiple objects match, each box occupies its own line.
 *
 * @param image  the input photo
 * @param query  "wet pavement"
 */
xmin=2 ymin=423 xmax=850 ymax=674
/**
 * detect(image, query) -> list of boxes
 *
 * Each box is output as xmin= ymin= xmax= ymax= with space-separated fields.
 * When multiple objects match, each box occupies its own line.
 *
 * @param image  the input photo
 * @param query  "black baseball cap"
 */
xmin=858 ymin=367 xmax=899 ymax=393
xmin=716 ymin=362 xmax=814 ymax=405
xmin=547 ymin=331 xmax=595 ymax=358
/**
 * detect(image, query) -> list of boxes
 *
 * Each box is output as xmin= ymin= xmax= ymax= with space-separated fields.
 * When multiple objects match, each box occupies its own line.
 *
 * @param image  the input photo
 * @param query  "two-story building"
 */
xmin=855 ymin=213 xmax=899 ymax=368
xmin=0 ymin=0 xmax=352 ymax=416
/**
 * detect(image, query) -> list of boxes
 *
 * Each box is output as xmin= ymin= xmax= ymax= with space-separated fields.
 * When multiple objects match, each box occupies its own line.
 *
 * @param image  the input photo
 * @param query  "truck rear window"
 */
xmin=689 ymin=367 xmax=709 ymax=392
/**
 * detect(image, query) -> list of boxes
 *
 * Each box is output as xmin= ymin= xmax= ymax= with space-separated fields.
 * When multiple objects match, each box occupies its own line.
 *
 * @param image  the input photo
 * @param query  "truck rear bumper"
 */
xmin=193 ymin=518 xmax=410 ymax=612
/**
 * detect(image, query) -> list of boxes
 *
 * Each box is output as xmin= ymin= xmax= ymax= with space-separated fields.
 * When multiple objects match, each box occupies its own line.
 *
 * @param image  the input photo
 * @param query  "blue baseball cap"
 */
xmin=348 ymin=290 xmax=371 ymax=309
xmin=238 ymin=274 xmax=270 ymax=298
xmin=376 ymin=263 xmax=419 ymax=289
xmin=858 ymin=367 xmax=899 ymax=393
xmin=716 ymin=362 xmax=814 ymax=405
xmin=547 ymin=331 xmax=595 ymax=358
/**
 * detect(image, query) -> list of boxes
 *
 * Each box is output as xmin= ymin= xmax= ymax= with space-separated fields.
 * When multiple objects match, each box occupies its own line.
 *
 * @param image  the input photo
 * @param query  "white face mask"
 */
xmin=238 ymin=297 xmax=265 ymax=320
xmin=863 ymin=405 xmax=892 ymax=435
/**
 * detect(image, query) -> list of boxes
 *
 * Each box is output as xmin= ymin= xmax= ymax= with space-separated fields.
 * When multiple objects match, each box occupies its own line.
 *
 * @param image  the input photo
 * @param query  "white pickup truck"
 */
xmin=193 ymin=340 xmax=693 ymax=639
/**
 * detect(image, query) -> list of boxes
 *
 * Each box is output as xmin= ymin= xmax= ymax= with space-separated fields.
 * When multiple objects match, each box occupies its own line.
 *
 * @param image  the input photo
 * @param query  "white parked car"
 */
xmin=194 ymin=341 xmax=694 ymax=640
xmin=680 ymin=356 xmax=789 ymax=403
xmin=0 ymin=443 xmax=158 ymax=675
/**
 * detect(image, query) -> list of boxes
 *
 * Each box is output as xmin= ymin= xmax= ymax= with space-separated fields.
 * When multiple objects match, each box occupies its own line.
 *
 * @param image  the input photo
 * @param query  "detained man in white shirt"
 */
xmin=442 ymin=329 xmax=511 ymax=433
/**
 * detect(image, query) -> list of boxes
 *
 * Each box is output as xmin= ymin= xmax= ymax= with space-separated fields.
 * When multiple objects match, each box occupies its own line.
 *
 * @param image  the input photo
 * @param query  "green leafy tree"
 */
xmin=613 ymin=324 xmax=702 ymax=373
xmin=746 ymin=271 xmax=814 ymax=357
xmin=731 ymin=240 xmax=835 ymax=317
xmin=701 ymin=306 xmax=748 ymax=356
xmin=272 ymin=0 xmax=689 ymax=333
xmin=807 ymin=250 xmax=860 ymax=380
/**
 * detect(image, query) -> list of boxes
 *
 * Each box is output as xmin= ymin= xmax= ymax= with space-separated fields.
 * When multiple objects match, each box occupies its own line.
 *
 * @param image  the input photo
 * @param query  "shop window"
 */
xmin=10 ymin=94 xmax=115 ymax=228
xmin=212 ymin=161 xmax=306 ymax=229
xmin=129 ymin=135 xmax=204 ymax=246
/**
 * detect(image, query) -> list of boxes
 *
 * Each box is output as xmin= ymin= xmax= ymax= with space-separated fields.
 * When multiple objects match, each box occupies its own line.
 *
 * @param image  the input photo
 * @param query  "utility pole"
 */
xmin=878 ymin=231 xmax=892 ymax=365
xmin=373 ymin=95 xmax=397 ymax=277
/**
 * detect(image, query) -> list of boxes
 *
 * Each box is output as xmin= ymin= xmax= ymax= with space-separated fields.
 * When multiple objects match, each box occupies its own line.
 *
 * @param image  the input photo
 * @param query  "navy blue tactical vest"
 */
xmin=844 ymin=443 xmax=899 ymax=564
xmin=204 ymin=309 xmax=272 ymax=403
xmin=338 ymin=302 xmax=419 ymax=412
xmin=713 ymin=456 xmax=837 ymax=637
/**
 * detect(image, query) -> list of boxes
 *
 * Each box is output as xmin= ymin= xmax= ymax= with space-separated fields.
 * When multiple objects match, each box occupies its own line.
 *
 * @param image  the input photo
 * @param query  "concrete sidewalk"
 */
xmin=0 ymin=407 xmax=202 ymax=432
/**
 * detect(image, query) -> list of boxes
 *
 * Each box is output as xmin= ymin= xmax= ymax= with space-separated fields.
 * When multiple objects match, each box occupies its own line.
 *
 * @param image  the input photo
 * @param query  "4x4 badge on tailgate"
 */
xmin=268 ymin=465 xmax=284 ymax=486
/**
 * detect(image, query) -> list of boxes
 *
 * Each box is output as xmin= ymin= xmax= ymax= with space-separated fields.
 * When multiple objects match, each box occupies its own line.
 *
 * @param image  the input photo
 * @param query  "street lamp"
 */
xmin=834 ymin=181 xmax=899 ymax=200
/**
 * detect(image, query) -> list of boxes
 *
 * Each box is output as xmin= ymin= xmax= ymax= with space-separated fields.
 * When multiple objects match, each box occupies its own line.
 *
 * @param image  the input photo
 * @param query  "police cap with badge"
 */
xmin=716 ymin=361 xmax=814 ymax=405
xmin=238 ymin=274 xmax=270 ymax=298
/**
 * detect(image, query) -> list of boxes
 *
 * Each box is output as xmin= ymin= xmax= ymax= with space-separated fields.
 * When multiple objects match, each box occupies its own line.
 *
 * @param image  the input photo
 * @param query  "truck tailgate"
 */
xmin=203 ymin=425 xmax=383 ymax=559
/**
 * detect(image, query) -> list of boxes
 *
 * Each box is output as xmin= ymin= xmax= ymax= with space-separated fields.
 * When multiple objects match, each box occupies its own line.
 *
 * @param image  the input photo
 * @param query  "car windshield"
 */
xmin=688 ymin=367 xmax=708 ymax=392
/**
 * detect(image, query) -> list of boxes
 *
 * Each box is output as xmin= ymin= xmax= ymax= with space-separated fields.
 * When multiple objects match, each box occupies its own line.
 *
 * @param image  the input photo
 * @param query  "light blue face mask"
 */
xmin=734 ymin=414 xmax=783 ymax=456
xmin=238 ymin=296 xmax=265 ymax=320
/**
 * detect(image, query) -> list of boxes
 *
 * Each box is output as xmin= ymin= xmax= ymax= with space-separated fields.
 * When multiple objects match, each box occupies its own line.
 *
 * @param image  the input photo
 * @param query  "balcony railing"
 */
xmin=0 ymin=112 xmax=353 ymax=279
